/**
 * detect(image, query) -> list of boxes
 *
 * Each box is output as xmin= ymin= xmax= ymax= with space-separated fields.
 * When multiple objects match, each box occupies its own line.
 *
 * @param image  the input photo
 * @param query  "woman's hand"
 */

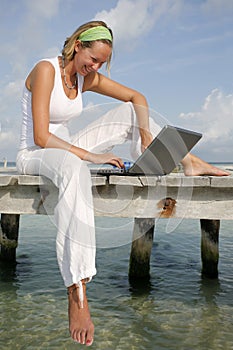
xmin=84 ymin=152 xmax=124 ymax=168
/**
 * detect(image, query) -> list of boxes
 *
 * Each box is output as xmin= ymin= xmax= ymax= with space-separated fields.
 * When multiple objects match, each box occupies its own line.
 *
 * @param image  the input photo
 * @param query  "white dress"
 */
xmin=16 ymin=57 xmax=161 ymax=290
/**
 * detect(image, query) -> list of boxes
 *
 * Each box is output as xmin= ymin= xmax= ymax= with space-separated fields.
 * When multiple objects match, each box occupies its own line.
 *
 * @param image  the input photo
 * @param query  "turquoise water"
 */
xmin=1 ymin=215 xmax=233 ymax=350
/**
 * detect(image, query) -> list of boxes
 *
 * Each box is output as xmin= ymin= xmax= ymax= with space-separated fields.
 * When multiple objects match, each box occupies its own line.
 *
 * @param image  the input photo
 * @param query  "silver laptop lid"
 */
xmin=128 ymin=125 xmax=202 ymax=175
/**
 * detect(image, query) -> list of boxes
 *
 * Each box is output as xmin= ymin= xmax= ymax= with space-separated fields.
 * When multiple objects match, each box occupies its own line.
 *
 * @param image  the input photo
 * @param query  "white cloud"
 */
xmin=179 ymin=89 xmax=233 ymax=140
xmin=2 ymin=80 xmax=24 ymax=99
xmin=179 ymin=89 xmax=233 ymax=160
xmin=0 ymin=130 xmax=19 ymax=160
xmin=0 ymin=80 xmax=24 ymax=114
xmin=94 ymin=0 xmax=181 ymax=50
xmin=0 ymin=131 xmax=16 ymax=144
xmin=0 ymin=79 xmax=24 ymax=161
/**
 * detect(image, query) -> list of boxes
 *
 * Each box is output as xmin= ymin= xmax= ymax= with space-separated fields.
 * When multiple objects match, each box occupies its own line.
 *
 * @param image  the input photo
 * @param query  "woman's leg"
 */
xmin=71 ymin=101 xmax=161 ymax=159
xmin=17 ymin=147 xmax=96 ymax=345
xmin=71 ymin=102 xmax=229 ymax=176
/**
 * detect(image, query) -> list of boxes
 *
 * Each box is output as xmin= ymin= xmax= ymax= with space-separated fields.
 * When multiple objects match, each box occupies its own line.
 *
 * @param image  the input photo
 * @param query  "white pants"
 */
xmin=16 ymin=102 xmax=161 ymax=287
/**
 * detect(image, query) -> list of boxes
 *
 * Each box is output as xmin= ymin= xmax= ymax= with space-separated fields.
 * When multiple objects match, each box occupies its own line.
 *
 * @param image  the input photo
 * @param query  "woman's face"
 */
xmin=74 ymin=41 xmax=112 ymax=76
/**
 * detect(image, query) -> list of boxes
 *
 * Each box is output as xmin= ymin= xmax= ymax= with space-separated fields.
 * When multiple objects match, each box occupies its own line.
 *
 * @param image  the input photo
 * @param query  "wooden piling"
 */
xmin=0 ymin=214 xmax=20 ymax=262
xmin=200 ymin=219 xmax=220 ymax=278
xmin=129 ymin=218 xmax=155 ymax=280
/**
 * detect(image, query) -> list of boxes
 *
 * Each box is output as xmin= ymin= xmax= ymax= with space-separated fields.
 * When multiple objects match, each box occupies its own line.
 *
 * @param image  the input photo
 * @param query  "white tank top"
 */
xmin=19 ymin=57 xmax=84 ymax=150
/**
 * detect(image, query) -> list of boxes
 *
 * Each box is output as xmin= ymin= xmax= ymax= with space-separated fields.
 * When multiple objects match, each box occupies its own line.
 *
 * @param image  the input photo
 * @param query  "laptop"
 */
xmin=90 ymin=125 xmax=202 ymax=176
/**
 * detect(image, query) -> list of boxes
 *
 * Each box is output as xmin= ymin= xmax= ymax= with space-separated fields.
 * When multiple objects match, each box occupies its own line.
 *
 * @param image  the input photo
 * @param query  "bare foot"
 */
xmin=182 ymin=154 xmax=230 ymax=177
xmin=68 ymin=283 xmax=94 ymax=346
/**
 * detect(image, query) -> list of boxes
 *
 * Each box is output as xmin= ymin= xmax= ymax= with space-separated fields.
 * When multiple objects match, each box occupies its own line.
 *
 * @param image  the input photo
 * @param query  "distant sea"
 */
xmin=0 ymin=161 xmax=16 ymax=168
xmin=0 ymin=162 xmax=233 ymax=349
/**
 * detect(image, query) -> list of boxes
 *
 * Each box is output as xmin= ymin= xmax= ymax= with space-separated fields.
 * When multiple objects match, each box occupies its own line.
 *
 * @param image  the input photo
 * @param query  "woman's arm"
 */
xmin=27 ymin=62 xmax=123 ymax=167
xmin=83 ymin=72 xmax=153 ymax=150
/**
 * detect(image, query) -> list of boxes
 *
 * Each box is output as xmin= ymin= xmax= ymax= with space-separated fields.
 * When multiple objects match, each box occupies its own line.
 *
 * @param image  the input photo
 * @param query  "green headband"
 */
xmin=78 ymin=26 xmax=112 ymax=42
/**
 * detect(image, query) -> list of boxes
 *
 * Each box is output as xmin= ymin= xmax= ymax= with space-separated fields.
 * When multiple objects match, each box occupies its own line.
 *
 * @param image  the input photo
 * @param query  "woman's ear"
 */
xmin=74 ymin=40 xmax=82 ymax=53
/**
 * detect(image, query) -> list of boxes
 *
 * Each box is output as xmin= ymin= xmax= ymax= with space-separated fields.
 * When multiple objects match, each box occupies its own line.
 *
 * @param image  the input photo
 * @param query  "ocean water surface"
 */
xmin=0 ymin=214 xmax=233 ymax=350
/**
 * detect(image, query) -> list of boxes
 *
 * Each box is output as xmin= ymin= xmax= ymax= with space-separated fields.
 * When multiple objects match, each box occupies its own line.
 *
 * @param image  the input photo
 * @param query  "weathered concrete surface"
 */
xmin=1 ymin=168 xmax=233 ymax=219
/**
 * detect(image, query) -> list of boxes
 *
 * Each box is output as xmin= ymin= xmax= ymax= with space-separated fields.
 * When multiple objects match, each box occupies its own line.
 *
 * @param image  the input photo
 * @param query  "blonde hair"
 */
xmin=62 ymin=20 xmax=113 ymax=72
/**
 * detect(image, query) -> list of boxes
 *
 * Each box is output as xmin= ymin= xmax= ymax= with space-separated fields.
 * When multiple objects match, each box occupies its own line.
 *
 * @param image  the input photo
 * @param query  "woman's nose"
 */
xmin=92 ymin=62 xmax=102 ymax=71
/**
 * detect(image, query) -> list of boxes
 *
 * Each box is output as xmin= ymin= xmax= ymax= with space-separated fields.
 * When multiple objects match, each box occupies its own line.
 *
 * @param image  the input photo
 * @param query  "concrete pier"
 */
xmin=1 ymin=167 xmax=233 ymax=278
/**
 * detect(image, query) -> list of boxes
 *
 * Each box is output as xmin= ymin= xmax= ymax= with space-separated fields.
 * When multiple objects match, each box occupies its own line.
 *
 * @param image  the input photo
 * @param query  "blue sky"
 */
xmin=0 ymin=0 xmax=233 ymax=161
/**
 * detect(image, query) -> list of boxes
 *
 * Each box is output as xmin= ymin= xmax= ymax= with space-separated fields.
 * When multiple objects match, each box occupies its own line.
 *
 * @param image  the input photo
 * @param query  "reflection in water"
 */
xmin=128 ymin=275 xmax=153 ymax=297
xmin=199 ymin=275 xmax=222 ymax=305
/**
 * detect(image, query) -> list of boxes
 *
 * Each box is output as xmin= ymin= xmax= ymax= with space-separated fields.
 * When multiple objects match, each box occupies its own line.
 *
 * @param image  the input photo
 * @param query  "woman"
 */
xmin=16 ymin=20 xmax=229 ymax=346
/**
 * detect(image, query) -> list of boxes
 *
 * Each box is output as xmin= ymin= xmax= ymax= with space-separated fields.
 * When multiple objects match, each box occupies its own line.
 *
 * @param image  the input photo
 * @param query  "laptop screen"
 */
xmin=128 ymin=125 xmax=202 ymax=175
